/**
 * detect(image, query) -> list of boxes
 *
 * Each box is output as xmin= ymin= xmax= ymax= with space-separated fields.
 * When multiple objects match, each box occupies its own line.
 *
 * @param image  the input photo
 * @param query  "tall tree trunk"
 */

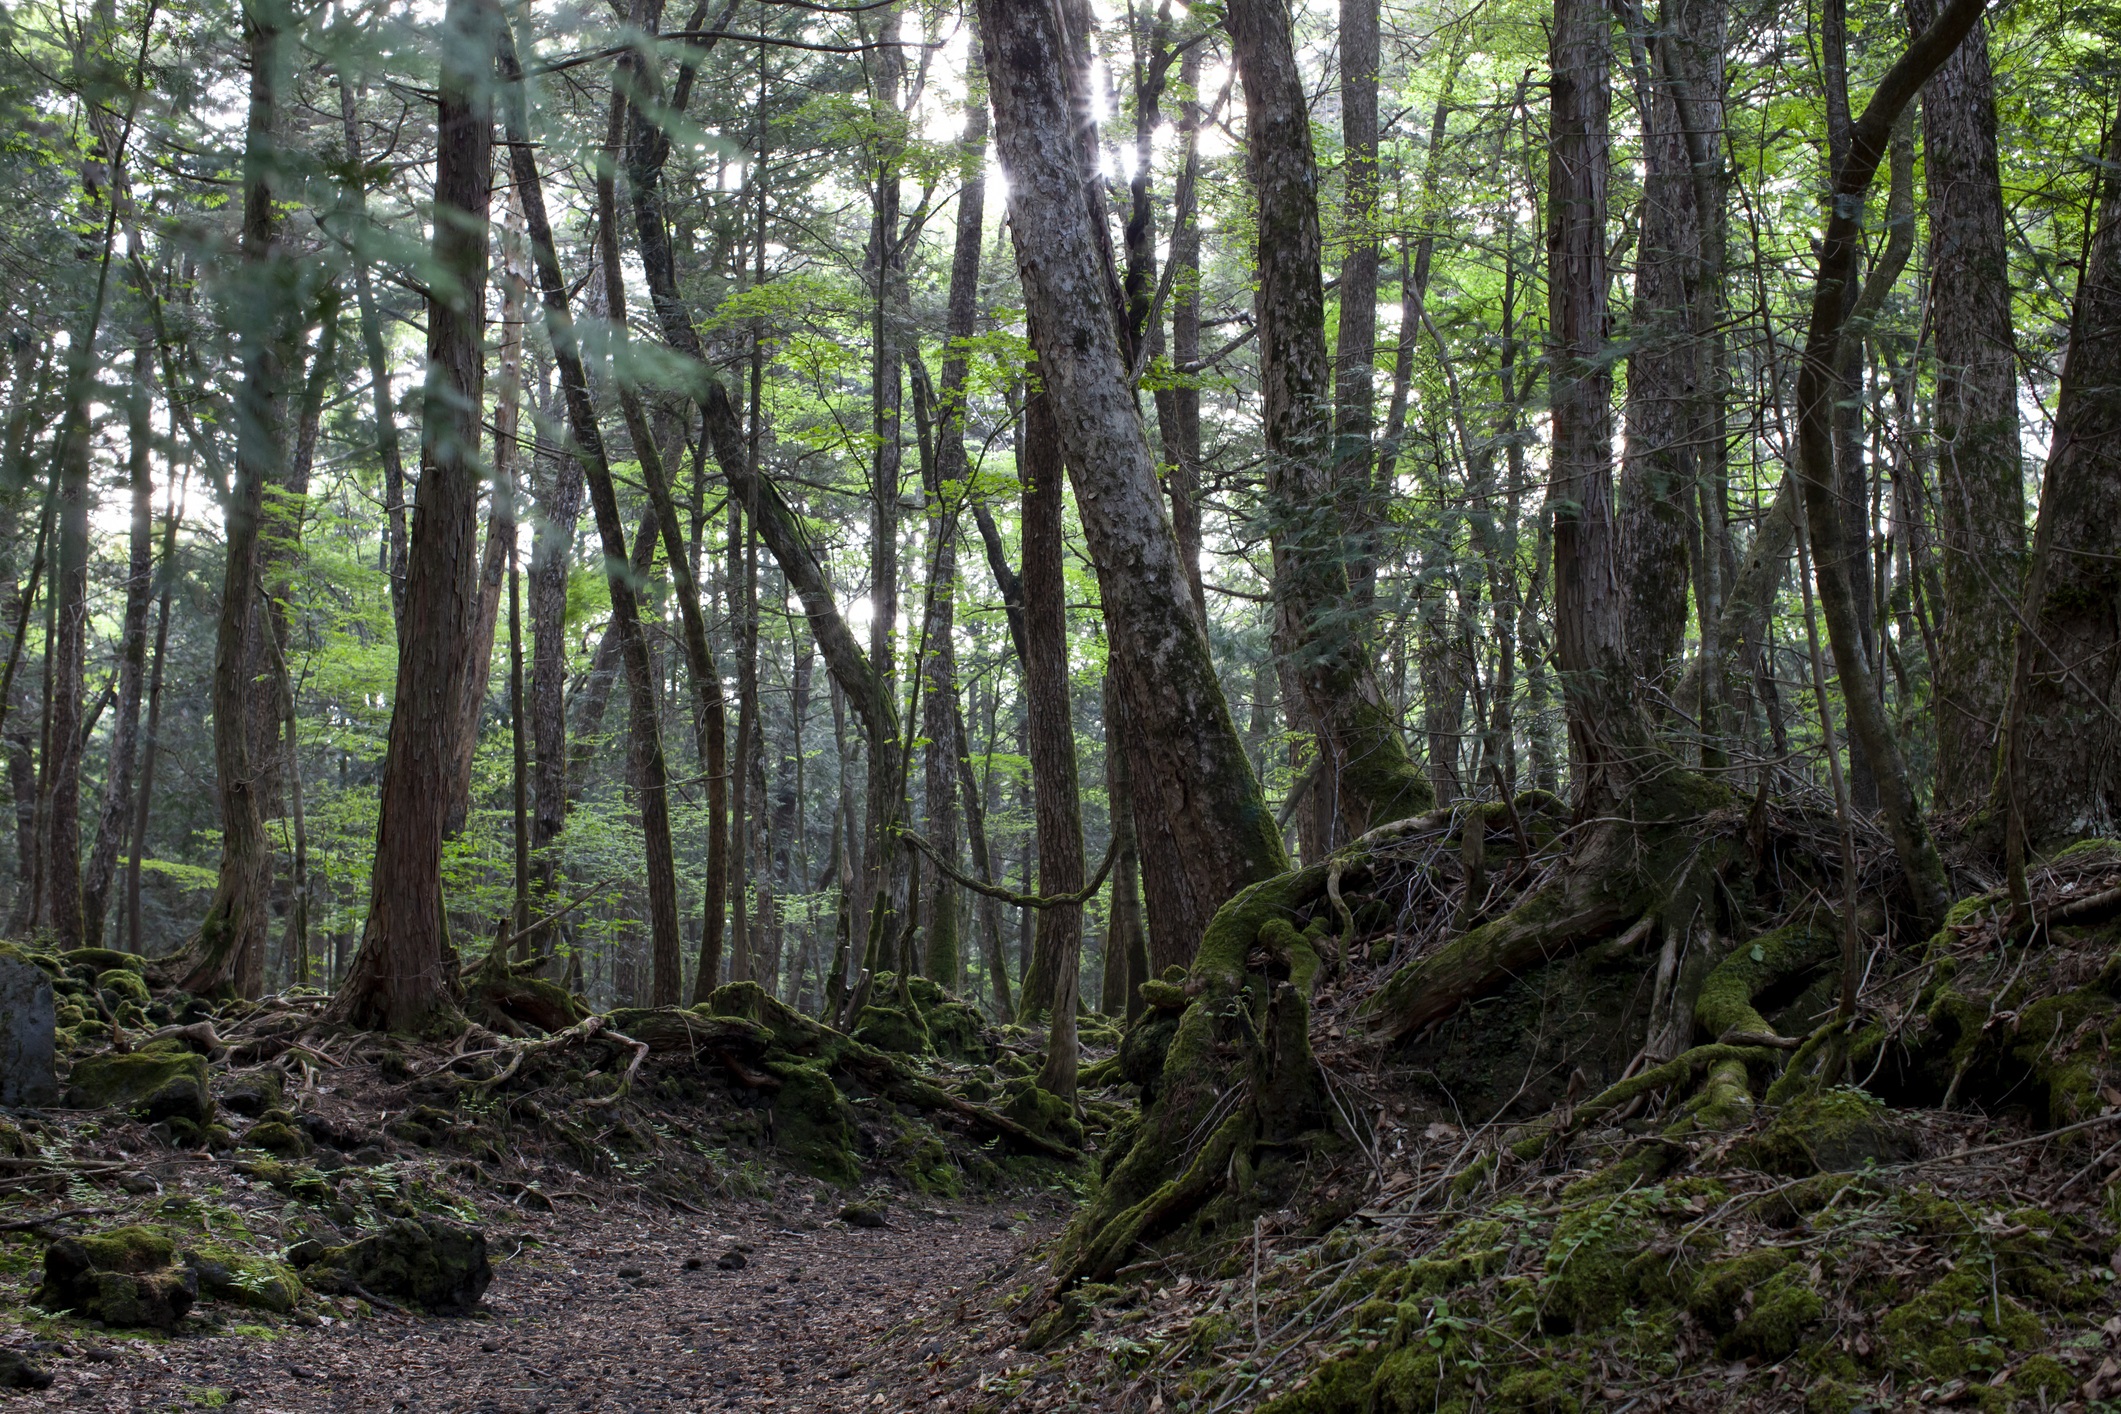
xmin=125 ymin=464 xmax=183 ymax=954
xmin=1792 ymin=0 xmax=1987 ymax=930
xmin=339 ymin=69 xmax=409 ymax=634
xmin=80 ymin=341 xmax=156 ymax=948
xmin=979 ymin=0 xmax=1285 ymax=974
xmin=331 ymin=0 xmax=498 ymax=1027
xmin=1334 ymin=0 xmax=1383 ymax=605
xmin=1225 ymin=0 xmax=1434 ymax=841
xmin=952 ymin=688 xmax=1014 ymax=1019
xmin=1548 ymin=0 xmax=1666 ymax=810
xmin=182 ymin=0 xmax=299 ymax=997
xmin=1907 ymin=0 xmax=2024 ymax=813
xmin=1167 ymin=43 xmax=1207 ymax=623
xmin=2000 ymin=107 xmax=2121 ymax=849
xmin=527 ymin=370 xmax=581 ymax=961
xmin=915 ymin=79 xmax=987 ymax=988
xmin=1016 ymin=384 xmax=1085 ymax=1022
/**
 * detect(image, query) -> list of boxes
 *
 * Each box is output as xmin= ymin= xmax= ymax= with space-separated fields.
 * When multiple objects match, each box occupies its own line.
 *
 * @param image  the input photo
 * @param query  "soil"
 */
xmin=0 ymin=1190 xmax=1065 ymax=1412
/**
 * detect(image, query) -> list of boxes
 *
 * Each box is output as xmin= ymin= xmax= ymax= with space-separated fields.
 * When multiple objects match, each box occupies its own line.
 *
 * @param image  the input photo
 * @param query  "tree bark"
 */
xmin=80 ymin=342 xmax=156 ymax=948
xmin=1548 ymin=0 xmax=1662 ymax=811
xmin=330 ymin=0 xmax=498 ymax=1028
xmin=183 ymin=0 xmax=298 ymax=997
xmin=979 ymin=0 xmax=1285 ymax=973
xmin=1225 ymin=0 xmax=1435 ymax=841
xmin=2001 ymin=107 xmax=2121 ymax=849
xmin=1099 ymin=674 xmax=1146 ymax=1018
xmin=1793 ymin=0 xmax=1989 ymax=929
xmin=339 ymin=69 xmax=409 ymax=635
xmin=1016 ymin=382 xmax=1085 ymax=1021
xmin=1334 ymin=0 xmax=1382 ymax=605
xmin=1907 ymin=0 xmax=2024 ymax=813
xmin=527 ymin=370 xmax=579 ymax=961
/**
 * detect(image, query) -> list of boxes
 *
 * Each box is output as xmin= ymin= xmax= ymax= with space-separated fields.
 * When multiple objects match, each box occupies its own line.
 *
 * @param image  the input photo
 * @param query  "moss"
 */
xmin=1730 ymin=1088 xmax=1916 ymax=1176
xmin=1695 ymin=924 xmax=1832 ymax=1041
xmin=217 ymin=1070 xmax=284 ymax=1118
xmin=289 ymin=1217 xmax=490 ymax=1314
xmin=63 ymin=948 xmax=141 ymax=975
xmin=1492 ymin=1366 xmax=1585 ymax=1413
xmin=1002 ymin=1084 xmax=1085 ymax=1149
xmin=1879 ymin=1270 xmax=2040 ymax=1382
xmin=708 ymin=981 xmax=842 ymax=1058
xmin=65 ymin=1050 xmax=213 ymax=1126
xmin=182 ymin=1241 xmax=300 ymax=1314
xmin=766 ymin=1061 xmax=858 ymax=1185
xmin=33 ymin=1226 xmax=197 ymax=1330
xmin=1137 ymin=979 xmax=1187 ymax=1011
xmin=1116 ymin=1007 xmax=1181 ymax=1101
xmin=852 ymin=1003 xmax=933 ymax=1056
xmin=1540 ymin=1192 xmax=1659 ymax=1332
xmin=93 ymin=969 xmax=152 ymax=1007
xmin=244 ymin=1121 xmax=310 ymax=1159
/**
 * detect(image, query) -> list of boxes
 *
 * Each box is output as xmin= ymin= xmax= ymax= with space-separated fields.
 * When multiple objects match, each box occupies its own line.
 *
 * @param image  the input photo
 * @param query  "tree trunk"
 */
xmin=182 ymin=0 xmax=298 ymax=997
xmin=1016 ymin=382 xmax=1085 ymax=1021
xmin=2001 ymin=107 xmax=2121 ymax=849
xmin=527 ymin=370 xmax=580 ymax=960
xmin=330 ymin=0 xmax=497 ymax=1028
xmin=1334 ymin=0 xmax=1382 ymax=605
xmin=1907 ymin=0 xmax=2025 ymax=813
xmin=80 ymin=342 xmax=156 ymax=948
xmin=1100 ymin=674 xmax=1146 ymax=1018
xmin=979 ymin=0 xmax=1285 ymax=973
xmin=125 ymin=465 xmax=183 ymax=954
xmin=1547 ymin=0 xmax=1663 ymax=810
xmin=1792 ymin=0 xmax=1988 ymax=930
xmin=1167 ymin=43 xmax=1207 ymax=623
xmin=1226 ymin=0 xmax=1434 ymax=841
xmin=339 ymin=69 xmax=409 ymax=635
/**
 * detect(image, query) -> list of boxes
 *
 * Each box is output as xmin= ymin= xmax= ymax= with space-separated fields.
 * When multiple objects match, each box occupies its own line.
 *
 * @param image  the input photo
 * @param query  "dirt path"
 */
xmin=5 ymin=1192 xmax=1063 ymax=1413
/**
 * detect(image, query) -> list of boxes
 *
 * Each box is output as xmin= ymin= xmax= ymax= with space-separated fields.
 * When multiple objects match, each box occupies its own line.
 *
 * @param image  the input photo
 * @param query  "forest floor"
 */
xmin=0 ymin=1177 xmax=1068 ymax=1412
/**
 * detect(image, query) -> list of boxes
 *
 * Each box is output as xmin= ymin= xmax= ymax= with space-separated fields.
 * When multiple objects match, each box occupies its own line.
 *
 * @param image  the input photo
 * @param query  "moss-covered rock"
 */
xmin=1002 ymin=1084 xmax=1084 ymax=1150
xmin=65 ymin=1049 xmax=213 ymax=1126
xmin=289 ymin=1217 xmax=490 ymax=1314
xmin=182 ymin=1242 xmax=300 ymax=1314
xmin=1879 ymin=1270 xmax=2041 ymax=1383
xmin=852 ymin=1003 xmax=933 ymax=1056
xmin=95 ymin=969 xmax=152 ymax=1008
xmin=33 ymin=1226 xmax=197 ymax=1329
xmin=62 ymin=948 xmax=140 ymax=975
xmin=0 ymin=1350 xmax=52 ymax=1390
xmin=767 ymin=1061 xmax=858 ymax=1185
xmin=1117 ymin=1007 xmax=1181 ymax=1102
xmin=1730 ymin=1088 xmax=1917 ymax=1175
xmin=1540 ymin=1192 xmax=1660 ymax=1332
xmin=217 ymin=1068 xmax=284 ymax=1118
xmin=244 ymin=1120 xmax=310 ymax=1159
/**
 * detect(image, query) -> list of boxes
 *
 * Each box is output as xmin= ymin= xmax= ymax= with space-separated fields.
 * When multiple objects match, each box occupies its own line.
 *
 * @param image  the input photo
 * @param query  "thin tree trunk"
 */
xmin=1334 ymin=0 xmax=1382 ymax=604
xmin=339 ymin=69 xmax=409 ymax=633
xmin=1100 ymin=674 xmax=1146 ymax=1018
xmin=527 ymin=369 xmax=579 ymax=962
xmin=125 ymin=463 xmax=183 ymax=954
xmin=81 ymin=341 xmax=156 ymax=948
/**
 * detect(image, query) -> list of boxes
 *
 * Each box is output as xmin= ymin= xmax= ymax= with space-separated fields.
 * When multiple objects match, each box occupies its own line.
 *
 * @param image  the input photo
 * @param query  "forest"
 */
xmin=0 ymin=0 xmax=2115 ymax=1403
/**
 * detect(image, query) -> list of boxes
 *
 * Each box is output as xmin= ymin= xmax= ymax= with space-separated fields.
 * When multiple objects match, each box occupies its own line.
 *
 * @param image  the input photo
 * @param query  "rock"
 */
xmin=0 ymin=1350 xmax=52 ymax=1390
xmin=767 ymin=1062 xmax=859 ymax=1185
xmin=288 ymin=1217 xmax=491 ymax=1314
xmin=60 ymin=949 xmax=140 ymax=976
xmin=64 ymin=1048 xmax=213 ymax=1126
xmin=33 ymin=1226 xmax=198 ymax=1330
xmin=1001 ymin=1083 xmax=1086 ymax=1150
xmin=852 ymin=1003 xmax=934 ymax=1056
xmin=838 ymin=1201 xmax=887 ymax=1229
xmin=683 ymin=1256 xmax=704 ymax=1270
xmin=618 ymin=1265 xmax=644 ymax=1279
xmin=182 ymin=1244 xmax=300 ymax=1314
xmin=217 ymin=1069 xmax=284 ymax=1118
xmin=716 ymin=1251 xmax=746 ymax=1270
xmin=1731 ymin=1090 xmax=1920 ymax=1176
xmin=95 ymin=970 xmax=151 ymax=1009
xmin=243 ymin=1121 xmax=310 ymax=1159
xmin=0 ymin=956 xmax=57 ymax=1107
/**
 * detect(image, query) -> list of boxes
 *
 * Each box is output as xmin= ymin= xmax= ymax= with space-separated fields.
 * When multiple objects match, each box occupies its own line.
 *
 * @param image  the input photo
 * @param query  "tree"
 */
xmin=332 ymin=0 xmax=499 ymax=1029
xmin=2001 ymin=108 xmax=2121 ymax=849
xmin=976 ymin=0 xmax=1285 ymax=972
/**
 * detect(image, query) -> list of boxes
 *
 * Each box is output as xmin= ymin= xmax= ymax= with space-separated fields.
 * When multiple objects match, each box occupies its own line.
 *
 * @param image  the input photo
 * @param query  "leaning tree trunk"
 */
xmin=1907 ymin=0 xmax=2024 ymax=814
xmin=978 ymin=0 xmax=1286 ymax=978
xmin=2000 ymin=106 xmax=2121 ymax=849
xmin=1792 ymin=0 xmax=1989 ymax=929
xmin=1225 ymin=0 xmax=1434 ymax=842
xmin=330 ymin=0 xmax=497 ymax=1029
